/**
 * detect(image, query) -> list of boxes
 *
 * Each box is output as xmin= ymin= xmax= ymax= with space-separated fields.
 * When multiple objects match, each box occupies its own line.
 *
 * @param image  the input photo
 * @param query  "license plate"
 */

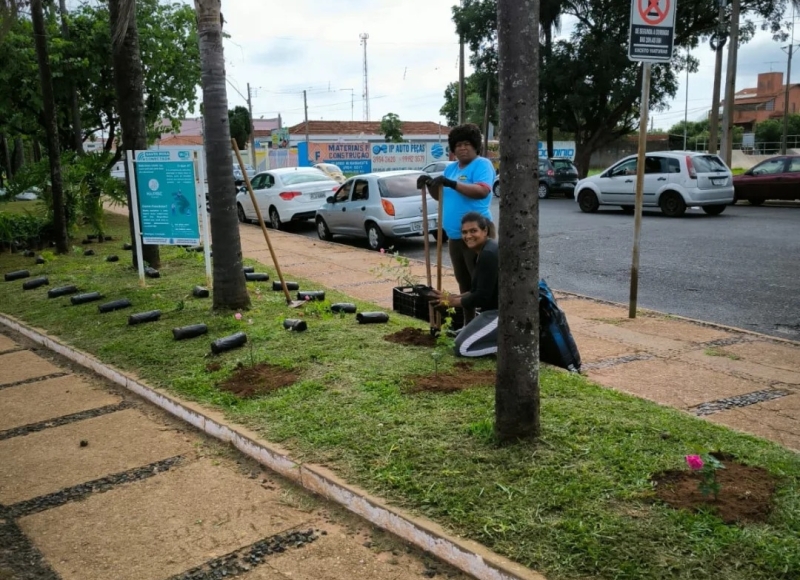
xmin=711 ymin=179 xmax=726 ymax=186
xmin=310 ymin=192 xmax=325 ymax=199
xmin=411 ymin=220 xmax=437 ymax=232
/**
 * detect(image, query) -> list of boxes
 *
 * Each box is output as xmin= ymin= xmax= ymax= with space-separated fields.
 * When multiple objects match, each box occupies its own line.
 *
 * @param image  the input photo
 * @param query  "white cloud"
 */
xmin=220 ymin=0 xmax=467 ymax=126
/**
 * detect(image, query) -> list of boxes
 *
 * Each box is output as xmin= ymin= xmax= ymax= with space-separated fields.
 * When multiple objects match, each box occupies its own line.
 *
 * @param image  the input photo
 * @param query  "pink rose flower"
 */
xmin=685 ymin=455 xmax=704 ymax=471
xmin=234 ymin=312 xmax=242 ymax=320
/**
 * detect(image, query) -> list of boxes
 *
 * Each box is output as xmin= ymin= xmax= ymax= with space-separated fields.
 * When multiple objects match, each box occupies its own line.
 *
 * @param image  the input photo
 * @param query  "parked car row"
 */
xmin=235 ymin=168 xmax=438 ymax=251
xmin=732 ymin=155 xmax=800 ymax=205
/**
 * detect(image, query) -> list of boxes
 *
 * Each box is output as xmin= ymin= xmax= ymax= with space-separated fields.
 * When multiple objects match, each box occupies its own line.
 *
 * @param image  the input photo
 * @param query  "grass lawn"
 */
xmin=1 ymin=211 xmax=799 ymax=580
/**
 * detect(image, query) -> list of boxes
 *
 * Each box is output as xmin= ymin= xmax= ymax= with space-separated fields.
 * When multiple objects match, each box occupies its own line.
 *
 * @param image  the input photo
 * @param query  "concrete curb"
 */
xmin=0 ymin=313 xmax=545 ymax=580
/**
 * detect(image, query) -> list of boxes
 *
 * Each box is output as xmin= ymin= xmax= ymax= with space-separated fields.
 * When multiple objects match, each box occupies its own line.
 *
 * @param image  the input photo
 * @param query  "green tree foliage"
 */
xmin=228 ymin=106 xmax=252 ymax=151
xmin=452 ymin=0 xmax=791 ymax=176
xmin=379 ymin=113 xmax=405 ymax=142
xmin=440 ymin=72 xmax=499 ymax=128
xmin=0 ymin=0 xmax=199 ymax=150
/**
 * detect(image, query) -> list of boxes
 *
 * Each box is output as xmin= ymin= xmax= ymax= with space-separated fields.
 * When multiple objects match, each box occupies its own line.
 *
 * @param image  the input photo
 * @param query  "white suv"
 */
xmin=575 ymin=152 xmax=734 ymax=217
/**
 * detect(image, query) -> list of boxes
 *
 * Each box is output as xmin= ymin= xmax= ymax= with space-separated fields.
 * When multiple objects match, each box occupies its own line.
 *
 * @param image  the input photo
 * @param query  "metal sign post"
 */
xmin=627 ymin=0 xmax=677 ymax=318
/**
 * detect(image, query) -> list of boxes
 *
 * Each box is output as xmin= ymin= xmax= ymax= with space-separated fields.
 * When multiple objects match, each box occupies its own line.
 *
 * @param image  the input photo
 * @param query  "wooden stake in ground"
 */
xmin=433 ymin=185 xmax=445 ymax=331
xmin=231 ymin=140 xmax=305 ymax=308
xmin=420 ymin=185 xmax=436 ymax=331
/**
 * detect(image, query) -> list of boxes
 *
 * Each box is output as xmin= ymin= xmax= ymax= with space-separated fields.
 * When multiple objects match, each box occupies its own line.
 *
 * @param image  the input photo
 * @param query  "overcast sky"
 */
xmin=219 ymin=0 xmax=799 ymax=134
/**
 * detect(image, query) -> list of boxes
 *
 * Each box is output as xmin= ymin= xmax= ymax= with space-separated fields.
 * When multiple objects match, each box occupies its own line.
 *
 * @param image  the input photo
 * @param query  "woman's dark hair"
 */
xmin=448 ymin=123 xmax=483 ymax=156
xmin=461 ymin=212 xmax=490 ymax=231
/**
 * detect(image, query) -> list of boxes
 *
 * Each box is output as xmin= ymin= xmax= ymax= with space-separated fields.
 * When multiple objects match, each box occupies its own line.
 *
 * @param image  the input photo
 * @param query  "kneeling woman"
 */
xmin=431 ymin=212 xmax=499 ymax=357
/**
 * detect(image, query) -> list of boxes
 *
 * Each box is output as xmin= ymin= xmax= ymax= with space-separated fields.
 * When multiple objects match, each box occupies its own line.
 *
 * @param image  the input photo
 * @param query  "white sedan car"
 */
xmin=236 ymin=167 xmax=339 ymax=230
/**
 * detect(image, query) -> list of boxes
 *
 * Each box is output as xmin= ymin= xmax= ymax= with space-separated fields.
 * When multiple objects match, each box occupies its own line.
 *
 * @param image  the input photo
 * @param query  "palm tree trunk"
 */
xmin=58 ymin=0 xmax=84 ymax=155
xmin=31 ymin=0 xmax=69 ymax=254
xmin=195 ymin=0 xmax=250 ymax=310
xmin=495 ymin=0 xmax=540 ymax=441
xmin=109 ymin=0 xmax=160 ymax=269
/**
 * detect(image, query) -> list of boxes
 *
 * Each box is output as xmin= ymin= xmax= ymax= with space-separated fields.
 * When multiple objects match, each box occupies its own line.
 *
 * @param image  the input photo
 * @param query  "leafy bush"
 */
xmin=0 ymin=211 xmax=50 ymax=251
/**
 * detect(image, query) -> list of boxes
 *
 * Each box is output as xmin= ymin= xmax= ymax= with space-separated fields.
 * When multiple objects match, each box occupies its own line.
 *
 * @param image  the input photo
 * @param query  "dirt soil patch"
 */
xmin=407 ymin=363 xmax=494 ymax=394
xmin=652 ymin=454 xmax=779 ymax=524
xmin=384 ymin=327 xmax=437 ymax=347
xmin=217 ymin=363 xmax=299 ymax=398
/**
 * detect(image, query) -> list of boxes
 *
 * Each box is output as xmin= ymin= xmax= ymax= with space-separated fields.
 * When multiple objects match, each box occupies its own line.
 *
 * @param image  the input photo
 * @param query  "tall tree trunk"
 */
xmin=31 ymin=0 xmax=69 ymax=254
xmin=32 ymin=140 xmax=42 ymax=162
xmin=109 ymin=0 xmax=160 ymax=269
xmin=1 ymin=134 xmax=11 ymax=181
xmin=58 ymin=0 xmax=84 ymax=155
xmin=544 ymin=27 xmax=554 ymax=159
xmin=195 ymin=0 xmax=250 ymax=310
xmin=12 ymin=137 xmax=24 ymax=174
xmin=495 ymin=0 xmax=540 ymax=441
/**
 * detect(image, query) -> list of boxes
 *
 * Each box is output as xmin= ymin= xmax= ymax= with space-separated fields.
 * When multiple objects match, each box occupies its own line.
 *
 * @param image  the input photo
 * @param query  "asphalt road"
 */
xmin=285 ymin=196 xmax=800 ymax=339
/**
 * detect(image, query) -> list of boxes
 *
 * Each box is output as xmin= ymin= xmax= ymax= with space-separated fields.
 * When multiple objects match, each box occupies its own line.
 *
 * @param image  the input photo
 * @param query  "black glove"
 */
xmin=431 ymin=175 xmax=457 ymax=190
xmin=416 ymin=174 xmax=433 ymax=189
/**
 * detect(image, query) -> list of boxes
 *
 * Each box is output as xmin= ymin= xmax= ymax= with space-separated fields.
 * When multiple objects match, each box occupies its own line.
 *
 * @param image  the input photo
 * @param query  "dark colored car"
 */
xmin=492 ymin=157 xmax=579 ymax=199
xmin=733 ymin=155 xmax=800 ymax=205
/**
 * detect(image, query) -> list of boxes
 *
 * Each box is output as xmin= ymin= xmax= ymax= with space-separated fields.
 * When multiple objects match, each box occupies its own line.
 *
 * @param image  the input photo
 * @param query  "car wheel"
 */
xmin=620 ymin=206 xmax=635 ymax=214
xmin=577 ymin=190 xmax=599 ymax=213
xmin=237 ymin=203 xmax=248 ymax=224
xmin=269 ymin=206 xmax=283 ymax=230
xmin=366 ymin=223 xmax=387 ymax=251
xmin=748 ymin=198 xmax=764 ymax=206
xmin=492 ymin=180 xmax=500 ymax=197
xmin=316 ymin=217 xmax=333 ymax=241
xmin=702 ymin=204 xmax=726 ymax=216
xmin=659 ymin=191 xmax=686 ymax=217
xmin=538 ymin=183 xmax=550 ymax=199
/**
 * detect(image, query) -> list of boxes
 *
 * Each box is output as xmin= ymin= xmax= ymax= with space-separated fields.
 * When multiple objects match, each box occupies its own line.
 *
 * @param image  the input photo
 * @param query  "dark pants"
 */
xmin=447 ymin=220 xmax=496 ymax=323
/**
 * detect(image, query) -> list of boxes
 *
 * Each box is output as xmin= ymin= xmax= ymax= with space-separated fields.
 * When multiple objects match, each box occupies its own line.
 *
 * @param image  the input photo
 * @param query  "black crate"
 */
xmin=392 ymin=286 xmax=464 ymax=329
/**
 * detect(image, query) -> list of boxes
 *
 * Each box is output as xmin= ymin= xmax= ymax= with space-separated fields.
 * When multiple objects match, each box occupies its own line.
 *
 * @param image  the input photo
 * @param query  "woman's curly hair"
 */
xmin=448 ymin=123 xmax=483 ymax=156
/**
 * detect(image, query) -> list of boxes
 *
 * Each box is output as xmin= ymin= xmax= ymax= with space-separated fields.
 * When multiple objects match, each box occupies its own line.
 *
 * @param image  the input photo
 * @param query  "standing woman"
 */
xmin=417 ymin=123 xmax=496 ymax=323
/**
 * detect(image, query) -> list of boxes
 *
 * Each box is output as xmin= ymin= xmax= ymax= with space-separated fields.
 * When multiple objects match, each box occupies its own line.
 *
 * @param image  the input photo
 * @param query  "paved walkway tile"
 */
xmin=0 ymin=350 xmax=61 ymax=386
xmin=571 ymin=332 xmax=639 ymax=363
xmin=679 ymin=350 xmax=800 ymax=386
xmin=20 ymin=458 xmax=308 ymax=580
xmin=587 ymin=358 xmax=765 ymax=410
xmin=0 ymin=408 xmax=190 ymax=504
xmin=0 ymin=374 xmax=120 ymax=431
xmin=579 ymin=324 xmax=693 ymax=356
xmin=707 ymin=393 xmax=800 ymax=452
xmin=0 ymin=334 xmax=19 ymax=352
xmin=618 ymin=317 xmax=733 ymax=344
xmin=559 ymin=299 xmax=629 ymax=321
xmin=722 ymin=340 xmax=800 ymax=375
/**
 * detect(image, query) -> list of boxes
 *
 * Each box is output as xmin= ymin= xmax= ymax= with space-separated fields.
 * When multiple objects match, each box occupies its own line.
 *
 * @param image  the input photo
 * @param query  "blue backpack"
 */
xmin=539 ymin=280 xmax=581 ymax=372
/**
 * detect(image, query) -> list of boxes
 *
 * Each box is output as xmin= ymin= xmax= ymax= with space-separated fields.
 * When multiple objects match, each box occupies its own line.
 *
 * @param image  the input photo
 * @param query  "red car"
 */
xmin=733 ymin=155 xmax=800 ymax=205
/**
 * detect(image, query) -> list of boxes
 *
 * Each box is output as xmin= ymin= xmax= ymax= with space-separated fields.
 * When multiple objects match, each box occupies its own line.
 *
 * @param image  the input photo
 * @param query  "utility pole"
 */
xmin=247 ymin=83 xmax=257 ymax=169
xmin=683 ymin=50 xmax=690 ymax=150
xmin=708 ymin=0 xmax=727 ymax=154
xmin=781 ymin=4 xmax=797 ymax=155
xmin=720 ymin=0 xmax=740 ymax=167
xmin=303 ymin=89 xmax=310 ymax=155
xmin=360 ymin=33 xmax=370 ymax=121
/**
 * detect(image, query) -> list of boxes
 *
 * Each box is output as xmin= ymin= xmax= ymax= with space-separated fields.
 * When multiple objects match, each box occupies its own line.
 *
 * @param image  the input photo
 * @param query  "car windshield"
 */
xmin=281 ymin=172 xmax=332 ymax=185
xmin=691 ymin=155 xmax=727 ymax=173
xmin=551 ymin=160 xmax=577 ymax=172
xmin=378 ymin=174 xmax=421 ymax=198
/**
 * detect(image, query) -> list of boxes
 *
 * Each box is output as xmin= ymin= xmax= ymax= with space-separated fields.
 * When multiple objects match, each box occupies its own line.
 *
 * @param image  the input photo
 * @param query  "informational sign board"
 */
xmin=127 ymin=149 xmax=211 ymax=285
xmin=628 ymin=0 xmax=677 ymax=63
xmin=133 ymin=150 xmax=200 ymax=245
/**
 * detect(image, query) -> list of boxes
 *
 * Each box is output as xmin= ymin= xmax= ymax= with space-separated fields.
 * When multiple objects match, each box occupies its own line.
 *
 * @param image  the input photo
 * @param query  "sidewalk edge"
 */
xmin=0 ymin=313 xmax=545 ymax=580
xmin=554 ymin=290 xmax=800 ymax=347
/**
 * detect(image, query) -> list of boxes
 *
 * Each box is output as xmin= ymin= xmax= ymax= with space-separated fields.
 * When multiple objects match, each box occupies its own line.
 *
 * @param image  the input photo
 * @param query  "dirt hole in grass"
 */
xmin=407 ymin=362 xmax=494 ymax=394
xmin=384 ymin=327 xmax=437 ymax=347
xmin=652 ymin=454 xmax=778 ymax=524
xmin=217 ymin=362 xmax=299 ymax=398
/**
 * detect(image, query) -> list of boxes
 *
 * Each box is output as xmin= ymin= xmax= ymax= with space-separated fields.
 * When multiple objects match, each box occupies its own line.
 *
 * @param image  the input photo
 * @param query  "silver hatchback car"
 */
xmin=315 ymin=171 xmax=440 ymax=251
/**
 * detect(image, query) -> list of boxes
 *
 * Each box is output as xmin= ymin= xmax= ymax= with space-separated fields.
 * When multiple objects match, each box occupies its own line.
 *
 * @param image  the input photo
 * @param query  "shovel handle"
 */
xmin=420 ymin=186 xmax=433 ymax=288
xmin=231 ymin=140 xmax=293 ymax=304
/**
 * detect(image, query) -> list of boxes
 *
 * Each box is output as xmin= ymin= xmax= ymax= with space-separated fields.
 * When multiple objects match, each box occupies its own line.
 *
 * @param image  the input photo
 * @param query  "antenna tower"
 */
xmin=360 ymin=33 xmax=370 ymax=121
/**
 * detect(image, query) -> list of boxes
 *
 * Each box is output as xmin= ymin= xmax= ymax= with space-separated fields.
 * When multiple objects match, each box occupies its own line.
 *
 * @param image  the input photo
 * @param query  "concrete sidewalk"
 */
xmin=238 ymin=223 xmax=800 ymax=453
